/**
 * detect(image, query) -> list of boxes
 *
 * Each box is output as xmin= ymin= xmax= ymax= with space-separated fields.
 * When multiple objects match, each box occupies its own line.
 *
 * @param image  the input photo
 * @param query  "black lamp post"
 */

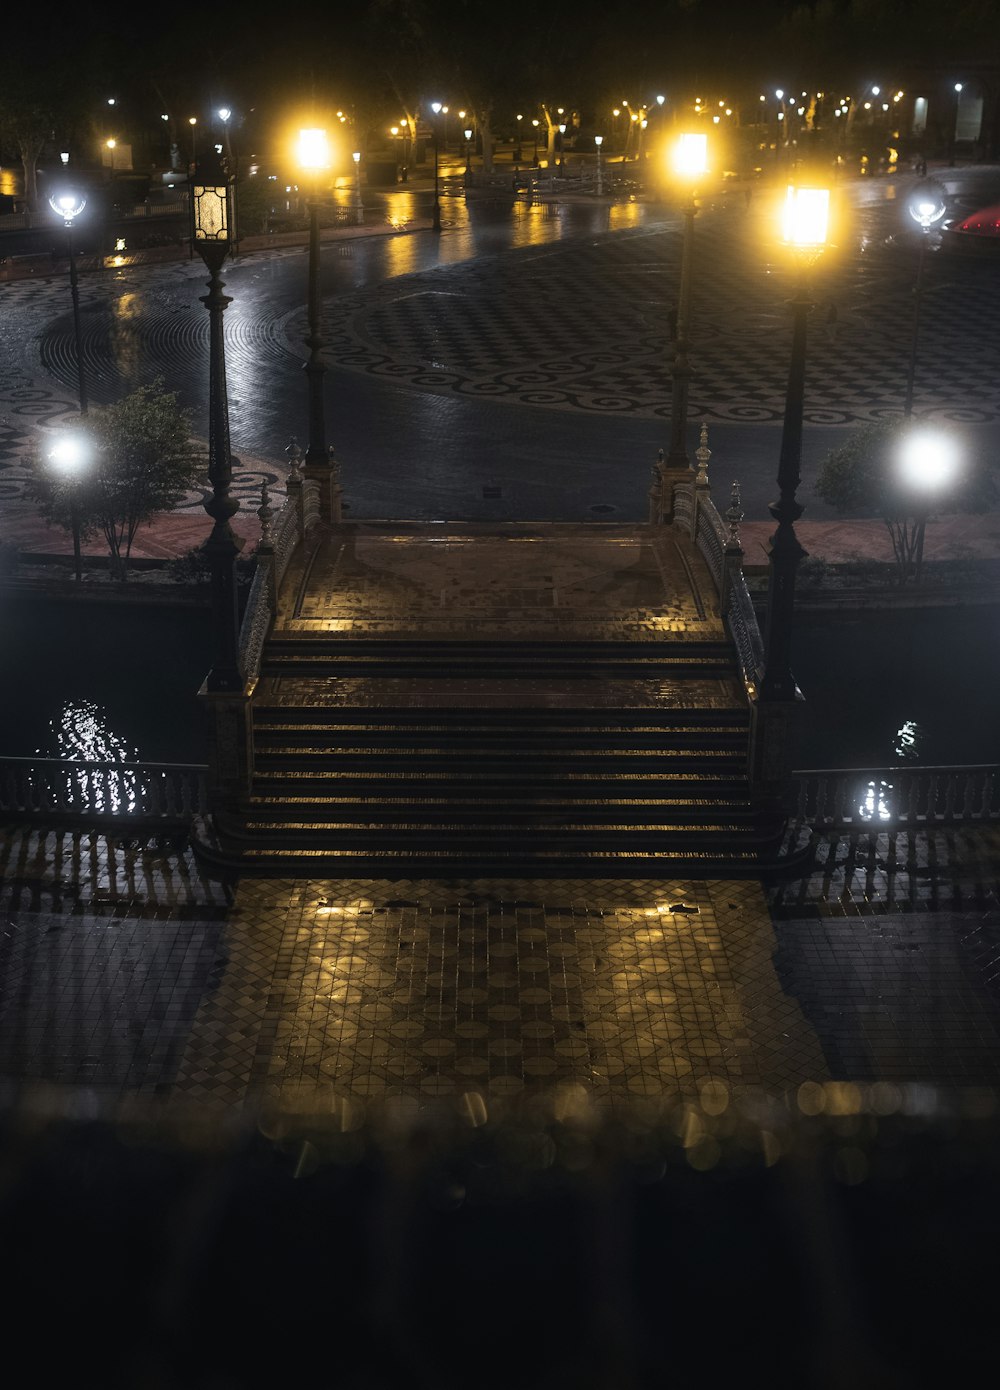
xmin=665 ymin=133 xmax=708 ymax=470
xmin=463 ymin=127 xmax=473 ymax=177
xmin=191 ymin=152 xmax=244 ymax=693
xmin=48 ymin=191 xmax=88 ymax=415
xmin=431 ymin=102 xmax=443 ymax=232
xmin=759 ymin=184 xmax=830 ymax=703
xmin=904 ymin=179 xmax=947 ymax=420
xmin=296 ymin=127 xmax=336 ymax=516
xmin=48 ymin=434 xmax=90 ymax=582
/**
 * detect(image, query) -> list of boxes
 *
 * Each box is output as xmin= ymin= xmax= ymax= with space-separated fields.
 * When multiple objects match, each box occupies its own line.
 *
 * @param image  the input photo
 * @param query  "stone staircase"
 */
xmin=197 ymin=631 xmax=782 ymax=877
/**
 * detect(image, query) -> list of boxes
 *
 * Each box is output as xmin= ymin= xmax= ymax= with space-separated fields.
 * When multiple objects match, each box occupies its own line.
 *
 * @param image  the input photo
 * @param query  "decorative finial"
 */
xmin=257 ymin=478 xmax=274 ymax=546
xmin=725 ymin=479 xmax=744 ymax=546
xmin=285 ymin=435 xmax=303 ymax=487
xmin=694 ymin=422 xmax=711 ymax=486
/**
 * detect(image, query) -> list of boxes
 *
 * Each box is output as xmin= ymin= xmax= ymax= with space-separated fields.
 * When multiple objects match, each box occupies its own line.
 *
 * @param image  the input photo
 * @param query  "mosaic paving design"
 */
xmin=290 ymin=200 xmax=1000 ymax=426
xmin=4 ymin=179 xmax=997 ymax=526
xmin=2 ymin=826 xmax=1000 ymax=1109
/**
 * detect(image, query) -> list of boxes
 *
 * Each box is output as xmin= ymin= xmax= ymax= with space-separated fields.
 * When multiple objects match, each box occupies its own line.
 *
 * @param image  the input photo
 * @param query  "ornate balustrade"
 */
xmin=792 ymin=765 xmax=1000 ymax=831
xmin=665 ymin=425 xmax=764 ymax=697
xmin=0 ymin=758 xmax=208 ymax=827
xmin=239 ymin=452 xmax=322 ymax=688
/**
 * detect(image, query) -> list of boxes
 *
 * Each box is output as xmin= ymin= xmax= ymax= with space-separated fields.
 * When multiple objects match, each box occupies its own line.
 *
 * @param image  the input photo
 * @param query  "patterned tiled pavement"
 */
xmin=2 ymin=818 xmax=999 ymax=1111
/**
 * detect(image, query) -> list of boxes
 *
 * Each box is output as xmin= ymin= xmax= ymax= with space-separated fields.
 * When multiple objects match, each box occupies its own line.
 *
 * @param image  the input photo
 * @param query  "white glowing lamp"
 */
xmin=907 ymin=181 xmax=947 ymax=231
xmin=49 ymin=434 xmax=90 ymax=475
xmin=49 ymin=191 xmax=87 ymax=223
xmin=898 ymin=428 xmax=961 ymax=493
xmin=673 ymin=132 xmax=708 ymax=179
xmin=782 ymin=185 xmax=830 ymax=250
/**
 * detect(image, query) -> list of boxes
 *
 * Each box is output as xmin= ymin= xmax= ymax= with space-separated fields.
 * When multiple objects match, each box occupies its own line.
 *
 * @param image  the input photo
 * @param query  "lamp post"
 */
xmin=48 ymin=434 xmax=90 ymax=582
xmin=296 ymin=127 xmax=336 ymax=517
xmin=594 ymin=134 xmax=604 ymax=195
xmin=191 ymin=152 xmax=244 ymax=693
xmin=188 ymin=116 xmax=198 ymax=170
xmin=759 ymin=183 xmax=830 ymax=703
xmin=904 ymin=179 xmax=947 ymax=419
xmin=949 ymin=82 xmax=963 ymax=167
xmin=430 ymin=101 xmax=443 ymax=232
xmin=897 ymin=426 xmax=962 ymax=582
xmin=352 ymin=150 xmax=364 ymax=226
xmin=531 ymin=118 xmax=540 ymax=168
xmin=463 ymin=127 xmax=473 ymax=177
xmin=48 ymin=191 xmax=89 ymax=415
xmin=665 ymin=132 xmax=708 ymax=470
xmin=514 ymin=113 xmax=523 ymax=162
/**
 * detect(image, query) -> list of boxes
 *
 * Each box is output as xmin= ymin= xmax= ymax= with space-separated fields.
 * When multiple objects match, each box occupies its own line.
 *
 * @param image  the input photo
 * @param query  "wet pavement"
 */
xmin=2 ymin=821 xmax=999 ymax=1109
xmin=2 ymin=165 xmax=999 ymax=541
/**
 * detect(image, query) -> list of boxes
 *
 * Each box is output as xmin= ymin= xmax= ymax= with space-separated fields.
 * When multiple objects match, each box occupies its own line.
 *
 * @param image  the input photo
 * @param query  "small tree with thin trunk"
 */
xmin=816 ymin=418 xmax=995 ymax=583
xmin=26 ymin=380 xmax=203 ymax=581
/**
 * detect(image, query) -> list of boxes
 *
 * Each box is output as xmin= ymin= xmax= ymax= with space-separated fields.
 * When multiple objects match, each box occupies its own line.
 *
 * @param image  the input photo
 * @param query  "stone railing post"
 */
xmin=690 ymin=421 xmax=711 ymax=541
xmin=285 ymin=435 xmax=305 ymax=535
xmin=257 ymin=478 xmax=277 ymax=609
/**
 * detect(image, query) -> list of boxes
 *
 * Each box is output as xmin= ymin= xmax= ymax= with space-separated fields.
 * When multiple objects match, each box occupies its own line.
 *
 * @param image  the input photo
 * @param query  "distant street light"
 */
xmin=665 ymin=133 xmax=708 ymax=470
xmin=188 ymin=116 xmax=198 ymax=169
xmin=531 ymin=118 xmax=540 ymax=168
xmin=48 ymin=190 xmax=89 ymax=415
xmin=759 ymin=182 xmax=831 ymax=702
xmin=191 ymin=150 xmax=244 ymax=692
xmin=514 ymin=112 xmax=523 ymax=162
xmin=463 ymin=126 xmax=473 ymax=177
xmin=594 ymin=134 xmax=604 ymax=195
xmin=904 ymin=179 xmax=947 ymax=418
xmin=48 ymin=434 xmax=91 ymax=582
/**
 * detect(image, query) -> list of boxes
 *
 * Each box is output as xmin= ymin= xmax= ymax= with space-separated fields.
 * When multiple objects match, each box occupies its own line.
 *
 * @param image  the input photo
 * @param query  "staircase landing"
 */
xmin=196 ymin=523 xmax=780 ymax=878
xmin=273 ymin=521 xmax=729 ymax=641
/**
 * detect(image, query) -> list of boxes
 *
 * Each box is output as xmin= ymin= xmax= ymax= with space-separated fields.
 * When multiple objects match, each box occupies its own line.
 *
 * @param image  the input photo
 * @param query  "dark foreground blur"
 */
xmin=0 ymin=1082 xmax=995 ymax=1388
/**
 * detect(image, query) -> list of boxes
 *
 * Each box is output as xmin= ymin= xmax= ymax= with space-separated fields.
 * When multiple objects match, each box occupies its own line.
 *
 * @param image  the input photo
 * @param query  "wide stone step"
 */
xmin=252 ymin=731 xmax=748 ymax=756
xmin=189 ymin=815 xmax=783 ymax=880
xmin=252 ymin=768 xmax=750 ymax=793
xmin=245 ymin=799 xmax=757 ymax=828
xmin=261 ymin=638 xmax=737 ymax=679
xmin=252 ymin=707 xmax=750 ymax=731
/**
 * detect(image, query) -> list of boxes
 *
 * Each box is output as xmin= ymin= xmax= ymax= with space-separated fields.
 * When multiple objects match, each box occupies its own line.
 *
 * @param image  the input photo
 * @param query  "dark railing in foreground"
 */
xmin=2 ymin=757 xmax=996 ymax=840
xmin=0 ymin=758 xmax=208 ymax=827
xmin=791 ymin=765 xmax=1000 ymax=831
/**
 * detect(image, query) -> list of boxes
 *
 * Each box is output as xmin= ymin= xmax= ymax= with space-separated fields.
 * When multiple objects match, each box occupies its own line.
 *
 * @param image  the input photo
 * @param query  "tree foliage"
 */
xmin=27 ymin=381 xmax=202 ymax=580
xmin=816 ymin=418 xmax=996 ymax=582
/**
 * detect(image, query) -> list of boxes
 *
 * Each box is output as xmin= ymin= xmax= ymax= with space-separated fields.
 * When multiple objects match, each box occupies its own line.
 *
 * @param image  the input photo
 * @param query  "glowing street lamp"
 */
xmin=352 ymin=150 xmax=364 ymax=226
xmin=594 ymin=134 xmax=604 ymax=195
xmin=48 ymin=434 xmax=91 ymax=581
xmin=188 ymin=116 xmax=198 ymax=169
xmin=48 ymin=190 xmax=89 ymax=415
xmin=430 ymin=101 xmax=443 ymax=231
xmin=758 ymin=183 xmax=831 ymax=704
xmin=904 ymin=179 xmax=947 ymax=418
xmin=463 ymin=126 xmax=473 ymax=177
xmin=190 ymin=149 xmax=244 ymax=692
xmin=296 ymin=127 xmax=337 ymax=516
xmin=665 ymin=133 xmax=708 ymax=472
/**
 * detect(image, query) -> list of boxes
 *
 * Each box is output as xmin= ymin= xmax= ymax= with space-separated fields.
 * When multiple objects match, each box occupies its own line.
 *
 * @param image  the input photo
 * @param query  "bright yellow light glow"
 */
xmin=782 ymin=185 xmax=830 ymax=249
xmin=673 ymin=132 xmax=708 ymax=178
xmin=106 ymin=139 xmax=116 ymax=149
xmin=297 ymin=127 xmax=330 ymax=171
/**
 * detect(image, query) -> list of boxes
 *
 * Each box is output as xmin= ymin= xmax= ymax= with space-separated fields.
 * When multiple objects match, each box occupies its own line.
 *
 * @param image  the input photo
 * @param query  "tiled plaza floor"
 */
xmin=2 ymin=821 xmax=999 ymax=1113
